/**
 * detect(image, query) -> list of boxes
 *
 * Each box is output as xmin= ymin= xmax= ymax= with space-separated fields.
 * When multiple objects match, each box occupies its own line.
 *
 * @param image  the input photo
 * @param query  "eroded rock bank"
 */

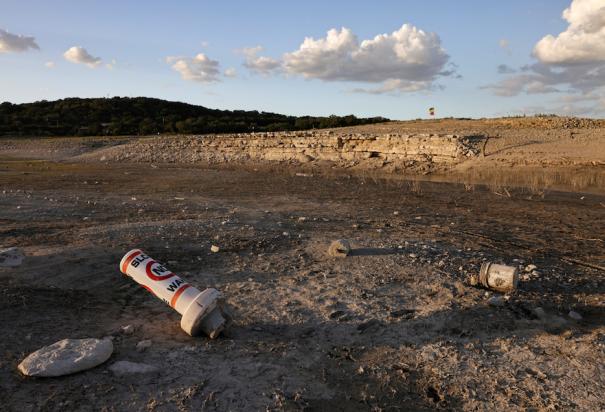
xmin=81 ymin=131 xmax=482 ymax=173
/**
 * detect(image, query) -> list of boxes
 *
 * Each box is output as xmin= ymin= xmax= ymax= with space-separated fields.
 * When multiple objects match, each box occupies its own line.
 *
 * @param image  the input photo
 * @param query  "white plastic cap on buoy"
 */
xmin=119 ymin=249 xmax=231 ymax=338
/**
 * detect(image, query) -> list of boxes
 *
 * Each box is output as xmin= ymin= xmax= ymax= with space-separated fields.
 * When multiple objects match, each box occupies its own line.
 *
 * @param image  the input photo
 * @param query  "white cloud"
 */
xmin=497 ymin=64 xmax=516 ymax=74
xmin=485 ymin=1 xmax=605 ymax=116
xmin=534 ymin=0 xmax=605 ymax=64
xmin=224 ymin=67 xmax=237 ymax=78
xmin=166 ymin=53 xmax=221 ymax=82
xmin=499 ymin=38 xmax=511 ymax=55
xmin=105 ymin=59 xmax=117 ymax=70
xmin=281 ymin=24 xmax=451 ymax=93
xmin=482 ymin=72 xmax=560 ymax=96
xmin=63 ymin=46 xmax=102 ymax=68
xmin=351 ymin=79 xmax=439 ymax=95
xmin=514 ymin=97 xmax=604 ymax=117
xmin=241 ymin=46 xmax=281 ymax=74
xmin=484 ymin=60 xmax=605 ymax=99
xmin=482 ymin=61 xmax=605 ymax=96
xmin=44 ymin=61 xmax=55 ymax=69
xmin=0 ymin=29 xmax=39 ymax=53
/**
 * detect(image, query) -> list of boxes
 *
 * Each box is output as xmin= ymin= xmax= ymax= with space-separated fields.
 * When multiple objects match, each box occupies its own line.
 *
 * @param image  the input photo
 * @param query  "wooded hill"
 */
xmin=0 ymin=97 xmax=388 ymax=136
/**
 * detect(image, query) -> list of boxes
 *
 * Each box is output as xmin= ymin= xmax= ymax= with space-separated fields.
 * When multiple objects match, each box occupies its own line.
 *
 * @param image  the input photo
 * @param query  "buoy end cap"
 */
xmin=180 ymin=288 xmax=229 ymax=338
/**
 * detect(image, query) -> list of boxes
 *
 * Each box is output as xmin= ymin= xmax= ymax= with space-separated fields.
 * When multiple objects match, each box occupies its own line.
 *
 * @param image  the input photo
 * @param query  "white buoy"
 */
xmin=119 ymin=249 xmax=230 ymax=338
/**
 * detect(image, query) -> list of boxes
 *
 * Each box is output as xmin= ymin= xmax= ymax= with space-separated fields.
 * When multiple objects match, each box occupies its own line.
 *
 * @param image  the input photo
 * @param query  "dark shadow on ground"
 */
xmin=349 ymin=247 xmax=399 ymax=257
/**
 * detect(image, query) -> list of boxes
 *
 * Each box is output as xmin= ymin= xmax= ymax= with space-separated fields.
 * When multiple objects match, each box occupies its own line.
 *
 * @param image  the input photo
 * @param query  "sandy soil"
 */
xmin=0 ymin=153 xmax=604 ymax=410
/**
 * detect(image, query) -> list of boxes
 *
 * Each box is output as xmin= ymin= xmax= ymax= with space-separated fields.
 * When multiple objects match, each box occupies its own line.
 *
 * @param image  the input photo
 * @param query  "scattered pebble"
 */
xmin=210 ymin=245 xmax=220 ymax=253
xmin=357 ymin=319 xmax=381 ymax=333
xmin=0 ymin=247 xmax=24 ymax=267
xmin=136 ymin=340 xmax=152 ymax=352
xmin=533 ymin=307 xmax=547 ymax=320
xmin=328 ymin=239 xmax=351 ymax=257
xmin=487 ymin=296 xmax=506 ymax=307
xmin=329 ymin=310 xmax=347 ymax=320
xmin=568 ymin=310 xmax=582 ymax=321
xmin=526 ymin=367 xmax=547 ymax=380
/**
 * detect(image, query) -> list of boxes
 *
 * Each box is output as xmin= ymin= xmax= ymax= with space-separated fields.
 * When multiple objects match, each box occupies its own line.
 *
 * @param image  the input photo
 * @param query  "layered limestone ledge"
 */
xmin=188 ymin=132 xmax=479 ymax=162
xmin=98 ymin=131 xmax=482 ymax=171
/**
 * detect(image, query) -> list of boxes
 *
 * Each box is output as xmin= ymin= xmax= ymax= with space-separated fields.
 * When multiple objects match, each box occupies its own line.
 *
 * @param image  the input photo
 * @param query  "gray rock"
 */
xmin=533 ymin=307 xmax=568 ymax=330
xmin=109 ymin=361 xmax=158 ymax=376
xmin=568 ymin=310 xmax=583 ymax=321
xmin=357 ymin=319 xmax=382 ymax=333
xmin=136 ymin=340 xmax=152 ymax=352
xmin=533 ymin=307 xmax=547 ymax=320
xmin=526 ymin=367 xmax=547 ymax=380
xmin=487 ymin=296 xmax=506 ymax=307
xmin=328 ymin=239 xmax=351 ymax=257
xmin=0 ymin=247 xmax=24 ymax=267
xmin=296 ymin=154 xmax=314 ymax=163
xmin=18 ymin=338 xmax=113 ymax=377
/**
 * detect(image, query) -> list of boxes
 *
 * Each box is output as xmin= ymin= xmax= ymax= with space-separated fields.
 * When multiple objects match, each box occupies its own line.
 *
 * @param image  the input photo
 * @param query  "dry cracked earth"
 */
xmin=0 ymin=148 xmax=604 ymax=410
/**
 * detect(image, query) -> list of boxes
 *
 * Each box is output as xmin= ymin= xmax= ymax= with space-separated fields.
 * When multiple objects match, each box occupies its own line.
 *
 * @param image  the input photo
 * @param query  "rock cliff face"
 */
xmin=94 ymin=131 xmax=481 ymax=172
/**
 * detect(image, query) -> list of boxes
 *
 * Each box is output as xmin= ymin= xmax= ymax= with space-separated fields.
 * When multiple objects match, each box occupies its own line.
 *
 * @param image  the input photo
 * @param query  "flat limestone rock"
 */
xmin=109 ymin=361 xmax=158 ymax=376
xmin=18 ymin=338 xmax=113 ymax=377
xmin=0 ymin=247 xmax=24 ymax=267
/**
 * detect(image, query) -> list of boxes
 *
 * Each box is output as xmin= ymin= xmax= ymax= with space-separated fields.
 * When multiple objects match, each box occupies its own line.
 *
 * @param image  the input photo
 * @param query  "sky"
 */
xmin=1 ymin=0 xmax=605 ymax=119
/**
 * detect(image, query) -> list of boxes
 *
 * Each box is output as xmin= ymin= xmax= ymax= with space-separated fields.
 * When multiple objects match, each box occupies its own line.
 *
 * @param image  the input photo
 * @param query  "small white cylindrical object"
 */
xmin=479 ymin=262 xmax=518 ymax=293
xmin=119 ymin=249 xmax=229 ymax=338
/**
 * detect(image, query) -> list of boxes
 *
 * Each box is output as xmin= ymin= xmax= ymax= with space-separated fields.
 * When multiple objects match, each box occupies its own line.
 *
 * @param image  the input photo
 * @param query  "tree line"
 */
xmin=0 ymin=97 xmax=388 ymax=136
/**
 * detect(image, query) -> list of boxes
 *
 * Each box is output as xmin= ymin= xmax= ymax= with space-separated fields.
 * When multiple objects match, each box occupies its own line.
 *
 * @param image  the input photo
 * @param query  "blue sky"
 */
xmin=2 ymin=0 xmax=604 ymax=119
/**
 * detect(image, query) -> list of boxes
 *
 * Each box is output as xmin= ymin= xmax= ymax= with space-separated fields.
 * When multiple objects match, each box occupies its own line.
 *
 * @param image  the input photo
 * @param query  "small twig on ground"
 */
xmin=573 ymin=235 xmax=604 ymax=243
xmin=482 ymin=136 xmax=490 ymax=157
xmin=561 ymin=257 xmax=605 ymax=272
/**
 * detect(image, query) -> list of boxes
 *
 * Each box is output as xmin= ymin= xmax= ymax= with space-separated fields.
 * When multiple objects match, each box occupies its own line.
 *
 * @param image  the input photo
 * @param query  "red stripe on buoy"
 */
xmin=121 ymin=250 xmax=142 ymax=274
xmin=145 ymin=260 xmax=176 ymax=281
xmin=170 ymin=284 xmax=191 ymax=308
xmin=142 ymin=285 xmax=156 ymax=296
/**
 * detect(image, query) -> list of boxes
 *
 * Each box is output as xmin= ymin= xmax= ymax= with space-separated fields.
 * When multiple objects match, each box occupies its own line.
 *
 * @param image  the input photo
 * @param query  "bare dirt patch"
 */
xmin=0 ymin=154 xmax=604 ymax=410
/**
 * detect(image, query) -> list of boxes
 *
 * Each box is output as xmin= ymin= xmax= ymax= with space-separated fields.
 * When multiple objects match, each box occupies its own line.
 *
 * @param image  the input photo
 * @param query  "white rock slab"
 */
xmin=136 ymin=340 xmax=152 ymax=352
xmin=0 ymin=247 xmax=24 ymax=267
xmin=109 ymin=361 xmax=158 ymax=376
xmin=18 ymin=338 xmax=113 ymax=377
